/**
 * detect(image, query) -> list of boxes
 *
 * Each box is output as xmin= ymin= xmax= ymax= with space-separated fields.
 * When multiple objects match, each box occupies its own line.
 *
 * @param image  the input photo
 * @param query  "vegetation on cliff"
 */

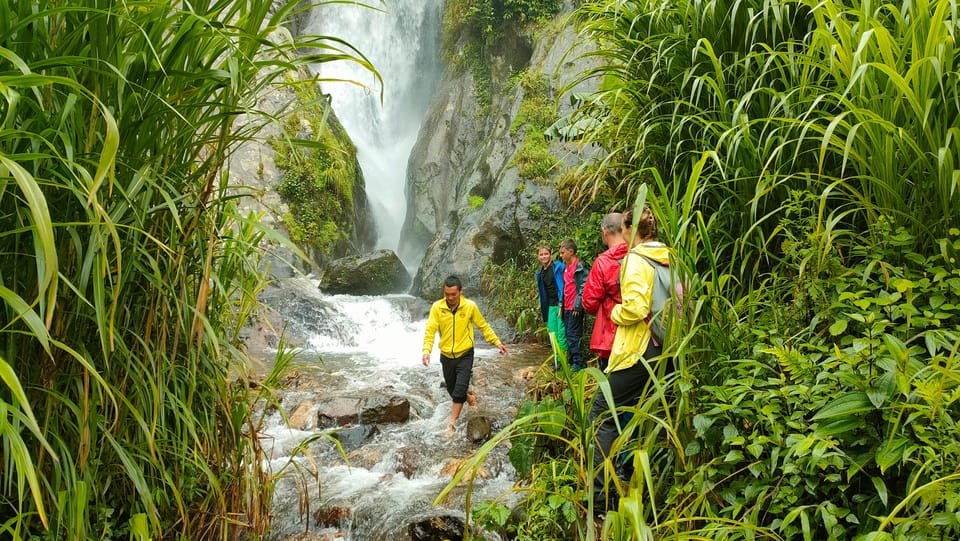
xmin=510 ymin=71 xmax=561 ymax=182
xmin=272 ymin=77 xmax=365 ymax=259
xmin=441 ymin=0 xmax=562 ymax=109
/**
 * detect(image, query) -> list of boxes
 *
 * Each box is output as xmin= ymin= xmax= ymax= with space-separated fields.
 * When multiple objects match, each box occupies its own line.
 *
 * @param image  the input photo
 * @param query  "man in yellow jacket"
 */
xmin=422 ymin=275 xmax=508 ymax=431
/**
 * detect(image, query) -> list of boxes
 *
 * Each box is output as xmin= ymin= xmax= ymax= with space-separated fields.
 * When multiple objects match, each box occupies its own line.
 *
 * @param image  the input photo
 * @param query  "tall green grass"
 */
xmin=567 ymin=0 xmax=959 ymax=281
xmin=443 ymin=0 xmax=960 ymax=539
xmin=0 ymin=1 xmax=374 ymax=538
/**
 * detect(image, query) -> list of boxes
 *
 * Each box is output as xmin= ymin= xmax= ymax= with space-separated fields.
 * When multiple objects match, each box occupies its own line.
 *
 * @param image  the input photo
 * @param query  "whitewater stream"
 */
xmin=254 ymin=3 xmax=546 ymax=539
xmin=258 ymin=280 xmax=546 ymax=540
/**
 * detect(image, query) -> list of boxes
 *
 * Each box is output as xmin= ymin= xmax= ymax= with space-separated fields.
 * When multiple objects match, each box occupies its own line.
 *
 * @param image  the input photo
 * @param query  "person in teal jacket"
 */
xmin=535 ymin=245 xmax=567 ymax=356
xmin=422 ymin=275 xmax=508 ymax=431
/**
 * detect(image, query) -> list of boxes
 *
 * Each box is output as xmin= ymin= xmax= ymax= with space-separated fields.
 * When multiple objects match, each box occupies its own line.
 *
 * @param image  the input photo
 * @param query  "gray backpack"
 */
xmin=638 ymin=255 xmax=681 ymax=346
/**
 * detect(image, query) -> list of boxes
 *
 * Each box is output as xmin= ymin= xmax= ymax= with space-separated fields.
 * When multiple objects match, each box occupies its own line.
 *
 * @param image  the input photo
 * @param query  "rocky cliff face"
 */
xmin=228 ymin=56 xmax=376 ymax=279
xmin=401 ymin=3 xmax=598 ymax=299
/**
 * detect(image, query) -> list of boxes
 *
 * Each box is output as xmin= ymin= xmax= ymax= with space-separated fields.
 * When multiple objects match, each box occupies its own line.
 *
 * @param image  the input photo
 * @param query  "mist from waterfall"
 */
xmin=305 ymin=0 xmax=443 ymax=258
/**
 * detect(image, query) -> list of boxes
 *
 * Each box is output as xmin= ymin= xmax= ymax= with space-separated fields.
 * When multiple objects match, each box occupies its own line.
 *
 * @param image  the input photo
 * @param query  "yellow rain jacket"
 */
xmin=606 ymin=242 xmax=671 ymax=372
xmin=422 ymin=296 xmax=502 ymax=359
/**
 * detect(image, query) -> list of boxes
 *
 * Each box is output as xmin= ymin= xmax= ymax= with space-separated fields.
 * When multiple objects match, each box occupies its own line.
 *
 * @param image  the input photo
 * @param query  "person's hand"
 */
xmin=572 ymin=309 xmax=581 ymax=317
xmin=498 ymin=344 xmax=508 ymax=355
xmin=422 ymin=353 xmax=430 ymax=366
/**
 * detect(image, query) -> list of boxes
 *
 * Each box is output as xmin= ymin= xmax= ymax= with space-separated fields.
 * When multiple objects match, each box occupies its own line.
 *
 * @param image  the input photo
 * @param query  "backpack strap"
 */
xmin=638 ymin=254 xmax=670 ymax=347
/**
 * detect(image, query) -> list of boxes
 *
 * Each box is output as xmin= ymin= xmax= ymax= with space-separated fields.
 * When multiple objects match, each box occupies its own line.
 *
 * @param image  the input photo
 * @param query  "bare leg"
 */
xmin=466 ymin=391 xmax=477 ymax=407
xmin=449 ymin=402 xmax=464 ymax=430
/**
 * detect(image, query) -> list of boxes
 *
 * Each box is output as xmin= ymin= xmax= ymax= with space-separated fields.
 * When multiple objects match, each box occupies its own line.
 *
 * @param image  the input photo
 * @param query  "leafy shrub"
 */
xmin=480 ymin=204 xmax=605 ymax=337
xmin=684 ymin=225 xmax=960 ymax=539
xmin=511 ymin=130 xmax=558 ymax=182
xmin=469 ymin=195 xmax=486 ymax=209
xmin=481 ymin=259 xmax=542 ymax=339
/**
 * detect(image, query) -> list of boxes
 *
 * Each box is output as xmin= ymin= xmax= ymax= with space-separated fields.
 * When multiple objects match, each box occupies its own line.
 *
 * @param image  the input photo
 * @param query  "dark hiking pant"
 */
xmin=589 ymin=340 xmax=663 ymax=512
xmin=440 ymin=348 xmax=474 ymax=404
xmin=562 ymin=309 xmax=585 ymax=370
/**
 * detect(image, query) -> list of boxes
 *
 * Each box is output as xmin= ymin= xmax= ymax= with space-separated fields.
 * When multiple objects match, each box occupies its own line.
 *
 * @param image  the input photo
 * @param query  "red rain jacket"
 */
xmin=581 ymin=242 xmax=629 ymax=358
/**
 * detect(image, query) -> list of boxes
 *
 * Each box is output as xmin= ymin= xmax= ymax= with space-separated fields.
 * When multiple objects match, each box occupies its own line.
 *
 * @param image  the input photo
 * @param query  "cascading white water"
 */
xmin=259 ymin=279 xmax=545 ymax=540
xmin=257 ymin=4 xmax=548 ymax=539
xmin=304 ymin=0 xmax=443 ymax=256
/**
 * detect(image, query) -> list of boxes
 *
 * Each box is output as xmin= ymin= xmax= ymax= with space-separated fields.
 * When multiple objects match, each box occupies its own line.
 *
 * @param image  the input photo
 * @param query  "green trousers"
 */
xmin=547 ymin=305 xmax=567 ymax=354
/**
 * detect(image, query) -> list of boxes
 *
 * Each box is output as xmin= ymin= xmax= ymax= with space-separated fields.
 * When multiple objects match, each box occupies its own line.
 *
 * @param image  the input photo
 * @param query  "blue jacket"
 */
xmin=535 ymin=261 xmax=565 ymax=322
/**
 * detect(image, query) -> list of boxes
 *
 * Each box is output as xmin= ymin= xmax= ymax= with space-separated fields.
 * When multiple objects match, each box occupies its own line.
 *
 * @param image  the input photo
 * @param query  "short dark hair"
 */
xmin=560 ymin=239 xmax=577 ymax=254
xmin=443 ymin=275 xmax=463 ymax=289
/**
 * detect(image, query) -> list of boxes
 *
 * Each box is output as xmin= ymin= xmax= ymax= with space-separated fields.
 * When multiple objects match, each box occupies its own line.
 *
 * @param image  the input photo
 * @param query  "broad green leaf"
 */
xmin=815 ymin=416 xmax=864 ymax=437
xmin=508 ymin=435 xmax=535 ymax=478
xmin=866 ymin=385 xmax=889 ymax=408
xmin=871 ymin=476 xmax=889 ymax=507
xmin=538 ymin=403 xmax=565 ymax=438
xmin=829 ymin=319 xmax=848 ymax=336
xmin=693 ymin=413 xmax=713 ymax=436
xmin=892 ymin=278 xmax=913 ymax=292
xmin=882 ymin=333 xmax=909 ymax=364
xmin=875 ymin=438 xmax=912 ymax=473
xmin=813 ymin=392 xmax=875 ymax=420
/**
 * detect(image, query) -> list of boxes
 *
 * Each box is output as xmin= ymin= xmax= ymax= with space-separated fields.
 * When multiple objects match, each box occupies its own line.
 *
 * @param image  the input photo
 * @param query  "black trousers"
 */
xmin=589 ymin=339 xmax=664 ymax=511
xmin=439 ymin=348 xmax=474 ymax=404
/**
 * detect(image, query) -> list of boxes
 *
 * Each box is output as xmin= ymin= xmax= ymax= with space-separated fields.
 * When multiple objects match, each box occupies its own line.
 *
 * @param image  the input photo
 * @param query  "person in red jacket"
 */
xmin=581 ymin=212 xmax=628 ymax=371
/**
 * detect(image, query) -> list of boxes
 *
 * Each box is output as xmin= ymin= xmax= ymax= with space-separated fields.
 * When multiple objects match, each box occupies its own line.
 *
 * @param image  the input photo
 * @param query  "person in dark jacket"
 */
xmin=582 ymin=213 xmax=628 ymax=372
xmin=535 ymin=245 xmax=567 ymax=356
xmin=558 ymin=239 xmax=590 ymax=371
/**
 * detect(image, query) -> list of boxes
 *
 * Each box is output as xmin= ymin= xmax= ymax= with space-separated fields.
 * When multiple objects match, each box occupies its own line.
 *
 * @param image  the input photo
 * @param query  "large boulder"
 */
xmin=360 ymin=395 xmax=411 ymax=424
xmin=319 ymin=249 xmax=411 ymax=295
xmin=316 ymin=394 xmax=412 ymax=428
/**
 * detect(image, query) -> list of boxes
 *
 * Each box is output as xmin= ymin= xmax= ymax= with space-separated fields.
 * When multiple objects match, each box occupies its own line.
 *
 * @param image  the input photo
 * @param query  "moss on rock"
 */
xmin=272 ymin=77 xmax=362 ymax=258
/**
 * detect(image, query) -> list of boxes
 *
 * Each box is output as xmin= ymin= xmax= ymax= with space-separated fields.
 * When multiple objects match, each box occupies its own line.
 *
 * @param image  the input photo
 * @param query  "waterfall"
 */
xmin=304 ymin=0 xmax=443 ymax=258
xmin=254 ymin=5 xmax=549 ymax=540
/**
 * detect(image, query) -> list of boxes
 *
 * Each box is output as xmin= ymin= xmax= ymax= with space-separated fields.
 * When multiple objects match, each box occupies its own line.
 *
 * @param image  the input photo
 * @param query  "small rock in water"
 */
xmin=287 ymin=400 xmax=317 ymax=430
xmin=314 ymin=505 xmax=351 ymax=527
xmin=287 ymin=528 xmax=346 ymax=541
xmin=408 ymin=515 xmax=466 ymax=541
xmin=396 ymin=446 xmax=417 ymax=478
xmin=466 ymin=416 xmax=492 ymax=443
xmin=440 ymin=457 xmax=491 ymax=481
xmin=331 ymin=424 xmax=378 ymax=450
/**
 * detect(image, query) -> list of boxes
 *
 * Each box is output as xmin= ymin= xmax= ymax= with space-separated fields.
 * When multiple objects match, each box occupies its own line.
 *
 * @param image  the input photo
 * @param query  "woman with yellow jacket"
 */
xmin=589 ymin=206 xmax=671 ymax=514
xmin=422 ymin=275 xmax=508 ymax=431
